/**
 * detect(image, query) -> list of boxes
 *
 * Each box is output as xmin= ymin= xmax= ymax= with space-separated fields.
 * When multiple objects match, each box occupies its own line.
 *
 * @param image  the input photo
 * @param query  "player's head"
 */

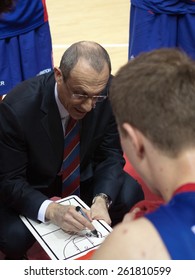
xmin=110 ymin=48 xmax=195 ymax=157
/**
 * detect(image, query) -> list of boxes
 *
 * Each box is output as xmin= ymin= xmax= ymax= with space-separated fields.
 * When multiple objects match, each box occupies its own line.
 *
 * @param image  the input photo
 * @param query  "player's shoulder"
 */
xmin=104 ymin=218 xmax=170 ymax=259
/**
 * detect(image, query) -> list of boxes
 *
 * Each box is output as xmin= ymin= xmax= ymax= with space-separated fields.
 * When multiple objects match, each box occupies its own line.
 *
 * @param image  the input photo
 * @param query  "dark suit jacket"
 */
xmin=0 ymin=72 xmax=125 ymax=220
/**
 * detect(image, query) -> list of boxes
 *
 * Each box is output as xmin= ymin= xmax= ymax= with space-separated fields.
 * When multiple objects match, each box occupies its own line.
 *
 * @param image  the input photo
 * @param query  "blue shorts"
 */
xmin=0 ymin=21 xmax=53 ymax=96
xmin=128 ymin=5 xmax=195 ymax=59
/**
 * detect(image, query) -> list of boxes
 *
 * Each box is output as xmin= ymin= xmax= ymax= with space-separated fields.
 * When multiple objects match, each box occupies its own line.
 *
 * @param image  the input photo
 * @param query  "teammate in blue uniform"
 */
xmin=0 ymin=0 xmax=53 ymax=99
xmin=93 ymin=48 xmax=195 ymax=260
xmin=128 ymin=0 xmax=195 ymax=59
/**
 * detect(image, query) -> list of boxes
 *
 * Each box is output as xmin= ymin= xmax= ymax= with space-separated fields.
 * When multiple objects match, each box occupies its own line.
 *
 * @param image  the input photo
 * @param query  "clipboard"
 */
xmin=20 ymin=195 xmax=112 ymax=260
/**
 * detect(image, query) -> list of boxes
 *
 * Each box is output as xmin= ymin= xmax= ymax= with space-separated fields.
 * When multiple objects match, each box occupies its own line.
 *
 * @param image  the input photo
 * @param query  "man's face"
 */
xmin=55 ymin=59 xmax=110 ymax=120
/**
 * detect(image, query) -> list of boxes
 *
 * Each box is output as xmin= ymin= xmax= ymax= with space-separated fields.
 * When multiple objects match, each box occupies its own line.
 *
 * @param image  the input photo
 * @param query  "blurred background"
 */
xmin=47 ymin=0 xmax=130 ymax=75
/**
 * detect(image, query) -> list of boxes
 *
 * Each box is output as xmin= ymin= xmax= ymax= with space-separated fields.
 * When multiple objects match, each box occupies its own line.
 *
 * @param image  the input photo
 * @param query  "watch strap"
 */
xmin=92 ymin=193 xmax=112 ymax=209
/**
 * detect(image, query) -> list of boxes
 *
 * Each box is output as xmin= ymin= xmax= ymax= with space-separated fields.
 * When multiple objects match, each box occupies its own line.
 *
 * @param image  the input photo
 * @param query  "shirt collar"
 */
xmin=54 ymin=83 xmax=69 ymax=120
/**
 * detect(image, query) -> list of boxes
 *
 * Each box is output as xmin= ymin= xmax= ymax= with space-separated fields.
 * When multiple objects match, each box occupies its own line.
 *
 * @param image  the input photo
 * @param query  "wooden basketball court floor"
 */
xmin=46 ymin=0 xmax=130 ymax=75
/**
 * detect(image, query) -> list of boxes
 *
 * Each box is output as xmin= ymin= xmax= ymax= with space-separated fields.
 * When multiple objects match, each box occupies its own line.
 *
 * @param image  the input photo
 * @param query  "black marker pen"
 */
xmin=75 ymin=206 xmax=99 ymax=238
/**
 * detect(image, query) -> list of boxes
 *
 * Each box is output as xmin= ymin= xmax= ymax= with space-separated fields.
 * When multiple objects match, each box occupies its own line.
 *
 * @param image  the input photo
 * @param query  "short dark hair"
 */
xmin=59 ymin=41 xmax=112 ymax=81
xmin=110 ymin=48 xmax=195 ymax=156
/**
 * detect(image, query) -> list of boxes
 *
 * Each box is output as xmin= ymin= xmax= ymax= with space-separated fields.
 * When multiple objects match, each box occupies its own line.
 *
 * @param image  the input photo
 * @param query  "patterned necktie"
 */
xmin=61 ymin=117 xmax=80 ymax=197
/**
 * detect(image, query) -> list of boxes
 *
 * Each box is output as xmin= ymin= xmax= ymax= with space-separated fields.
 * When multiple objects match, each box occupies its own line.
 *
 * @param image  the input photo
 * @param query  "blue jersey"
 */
xmin=0 ymin=0 xmax=52 ymax=95
xmin=0 ymin=0 xmax=48 ymax=39
xmin=128 ymin=1 xmax=195 ymax=59
xmin=145 ymin=184 xmax=195 ymax=259
xmin=131 ymin=0 xmax=195 ymax=14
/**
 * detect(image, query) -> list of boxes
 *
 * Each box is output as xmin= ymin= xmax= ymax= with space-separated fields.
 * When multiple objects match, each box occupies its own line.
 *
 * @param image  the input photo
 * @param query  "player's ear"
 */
xmin=122 ymin=123 xmax=145 ymax=159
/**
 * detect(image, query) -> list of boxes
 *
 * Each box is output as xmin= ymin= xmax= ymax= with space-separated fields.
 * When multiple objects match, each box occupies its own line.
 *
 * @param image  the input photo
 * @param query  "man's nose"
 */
xmin=81 ymin=98 xmax=94 ymax=112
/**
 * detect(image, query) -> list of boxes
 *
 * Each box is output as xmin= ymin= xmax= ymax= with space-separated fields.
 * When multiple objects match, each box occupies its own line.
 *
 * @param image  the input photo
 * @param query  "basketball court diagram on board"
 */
xmin=20 ymin=195 xmax=112 ymax=260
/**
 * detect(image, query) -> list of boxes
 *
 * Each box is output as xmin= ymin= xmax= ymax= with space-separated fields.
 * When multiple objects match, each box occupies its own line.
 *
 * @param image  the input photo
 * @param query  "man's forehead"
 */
xmin=70 ymin=59 xmax=109 ymax=81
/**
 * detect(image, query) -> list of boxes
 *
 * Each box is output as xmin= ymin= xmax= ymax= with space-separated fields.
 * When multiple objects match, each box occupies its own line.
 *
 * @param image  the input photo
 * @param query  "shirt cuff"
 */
xmin=37 ymin=200 xmax=53 ymax=223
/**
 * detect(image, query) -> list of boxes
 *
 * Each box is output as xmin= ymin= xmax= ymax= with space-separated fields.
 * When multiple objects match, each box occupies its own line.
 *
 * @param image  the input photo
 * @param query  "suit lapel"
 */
xmin=40 ymin=74 xmax=64 ymax=165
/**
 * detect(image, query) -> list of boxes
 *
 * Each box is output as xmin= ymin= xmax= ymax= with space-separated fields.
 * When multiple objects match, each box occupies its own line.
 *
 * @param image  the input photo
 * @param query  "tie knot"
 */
xmin=66 ymin=117 xmax=77 ymax=135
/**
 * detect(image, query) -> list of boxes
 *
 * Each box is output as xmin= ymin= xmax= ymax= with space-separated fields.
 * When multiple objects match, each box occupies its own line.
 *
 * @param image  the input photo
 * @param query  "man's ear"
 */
xmin=54 ymin=67 xmax=63 ymax=84
xmin=122 ymin=123 xmax=144 ymax=159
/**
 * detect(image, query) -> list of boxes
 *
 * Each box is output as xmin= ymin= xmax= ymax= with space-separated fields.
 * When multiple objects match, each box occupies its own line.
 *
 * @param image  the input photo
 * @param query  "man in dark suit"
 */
xmin=0 ymin=41 xmax=144 ymax=259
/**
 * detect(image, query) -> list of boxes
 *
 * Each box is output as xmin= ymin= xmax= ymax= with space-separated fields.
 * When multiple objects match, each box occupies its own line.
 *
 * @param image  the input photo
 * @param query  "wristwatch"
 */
xmin=92 ymin=193 xmax=112 ymax=209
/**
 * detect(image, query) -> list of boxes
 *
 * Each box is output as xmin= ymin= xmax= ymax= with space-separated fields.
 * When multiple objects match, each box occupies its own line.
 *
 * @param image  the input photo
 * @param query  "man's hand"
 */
xmin=90 ymin=196 xmax=111 ymax=225
xmin=45 ymin=202 xmax=95 ymax=233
